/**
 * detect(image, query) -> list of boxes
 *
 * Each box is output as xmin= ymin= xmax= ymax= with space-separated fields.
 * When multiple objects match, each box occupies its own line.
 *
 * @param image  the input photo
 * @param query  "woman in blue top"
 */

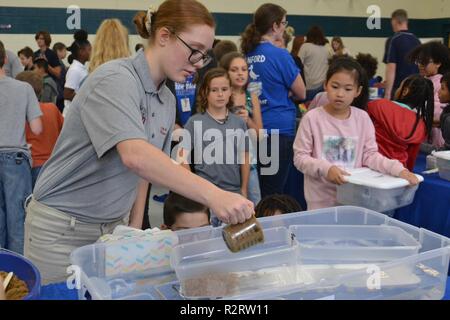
xmin=240 ymin=3 xmax=306 ymax=198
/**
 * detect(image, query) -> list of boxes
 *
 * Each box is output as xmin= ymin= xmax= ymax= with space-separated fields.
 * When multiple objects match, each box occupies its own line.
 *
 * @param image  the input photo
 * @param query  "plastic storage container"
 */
xmin=70 ymin=238 xmax=178 ymax=300
xmin=336 ymin=168 xmax=423 ymax=212
xmin=426 ymin=155 xmax=438 ymax=170
xmin=0 ymin=249 xmax=41 ymax=300
xmin=70 ymin=206 xmax=450 ymax=300
xmin=170 ymin=227 xmax=298 ymax=299
xmin=232 ymin=208 xmax=450 ymax=300
xmin=290 ymin=225 xmax=420 ymax=263
xmin=433 ymin=151 xmax=450 ymax=181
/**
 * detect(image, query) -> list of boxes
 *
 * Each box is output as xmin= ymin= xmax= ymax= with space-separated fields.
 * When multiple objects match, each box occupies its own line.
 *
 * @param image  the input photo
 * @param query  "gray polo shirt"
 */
xmin=34 ymin=51 xmax=176 ymax=223
xmin=5 ymin=50 xmax=24 ymax=78
xmin=0 ymin=76 xmax=42 ymax=159
xmin=181 ymin=112 xmax=248 ymax=193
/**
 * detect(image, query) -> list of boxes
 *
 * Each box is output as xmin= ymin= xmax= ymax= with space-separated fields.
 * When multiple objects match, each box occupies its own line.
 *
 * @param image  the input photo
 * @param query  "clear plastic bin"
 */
xmin=336 ymin=168 xmax=423 ymax=212
xmin=170 ymin=227 xmax=298 ymax=299
xmin=290 ymin=225 xmax=420 ymax=263
xmin=433 ymin=151 xmax=450 ymax=181
xmin=70 ymin=206 xmax=450 ymax=300
xmin=175 ymin=225 xmax=221 ymax=244
xmin=70 ymin=238 xmax=178 ymax=300
xmin=230 ymin=211 xmax=450 ymax=300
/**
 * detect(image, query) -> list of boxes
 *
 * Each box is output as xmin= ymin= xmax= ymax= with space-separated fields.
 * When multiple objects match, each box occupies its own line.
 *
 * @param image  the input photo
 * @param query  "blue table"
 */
xmin=395 ymin=153 xmax=450 ymax=238
xmin=40 ymin=282 xmax=78 ymax=300
xmin=40 ymin=277 xmax=450 ymax=300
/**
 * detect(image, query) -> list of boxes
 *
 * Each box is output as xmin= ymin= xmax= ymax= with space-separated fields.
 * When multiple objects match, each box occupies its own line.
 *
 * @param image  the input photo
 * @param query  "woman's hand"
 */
xmin=399 ymin=169 xmax=420 ymax=186
xmin=326 ymin=166 xmax=350 ymax=185
xmin=208 ymin=189 xmax=254 ymax=225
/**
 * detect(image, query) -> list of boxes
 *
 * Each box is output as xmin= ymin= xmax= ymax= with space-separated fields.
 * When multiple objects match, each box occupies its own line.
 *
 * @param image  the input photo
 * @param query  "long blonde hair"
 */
xmin=89 ymin=19 xmax=131 ymax=73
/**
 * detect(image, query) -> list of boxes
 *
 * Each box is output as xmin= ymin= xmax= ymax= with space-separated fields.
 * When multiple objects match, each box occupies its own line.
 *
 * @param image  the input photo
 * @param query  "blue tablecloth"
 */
xmin=39 ymin=277 xmax=450 ymax=300
xmin=40 ymin=282 xmax=78 ymax=300
xmin=395 ymin=153 xmax=450 ymax=238
xmin=39 ymin=153 xmax=450 ymax=301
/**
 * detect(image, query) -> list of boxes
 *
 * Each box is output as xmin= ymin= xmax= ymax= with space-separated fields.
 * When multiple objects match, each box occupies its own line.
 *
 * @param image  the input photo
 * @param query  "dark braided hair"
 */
xmin=255 ymin=194 xmax=302 ymax=218
xmin=396 ymin=75 xmax=435 ymax=138
xmin=67 ymin=29 xmax=90 ymax=64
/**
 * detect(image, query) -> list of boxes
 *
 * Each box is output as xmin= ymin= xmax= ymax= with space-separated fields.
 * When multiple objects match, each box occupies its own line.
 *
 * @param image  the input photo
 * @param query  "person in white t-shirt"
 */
xmin=63 ymin=30 xmax=91 ymax=116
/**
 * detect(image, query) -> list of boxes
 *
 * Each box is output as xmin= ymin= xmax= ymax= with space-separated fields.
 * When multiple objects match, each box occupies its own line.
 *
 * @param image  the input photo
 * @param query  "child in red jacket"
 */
xmin=367 ymin=75 xmax=435 ymax=170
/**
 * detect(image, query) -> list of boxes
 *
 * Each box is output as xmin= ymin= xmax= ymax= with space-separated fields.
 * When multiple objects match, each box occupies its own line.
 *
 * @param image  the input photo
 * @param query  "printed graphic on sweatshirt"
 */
xmin=322 ymin=135 xmax=358 ymax=168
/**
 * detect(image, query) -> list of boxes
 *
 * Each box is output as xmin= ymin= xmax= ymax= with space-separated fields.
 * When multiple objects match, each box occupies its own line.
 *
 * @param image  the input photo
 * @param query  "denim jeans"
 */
xmin=0 ymin=152 xmax=32 ymax=254
xmin=31 ymin=166 xmax=42 ymax=189
xmin=247 ymin=165 xmax=261 ymax=207
xmin=259 ymin=134 xmax=295 ymax=198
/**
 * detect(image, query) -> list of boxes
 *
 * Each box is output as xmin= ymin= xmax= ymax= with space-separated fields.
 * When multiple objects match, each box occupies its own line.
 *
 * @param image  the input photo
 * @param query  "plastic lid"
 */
xmin=432 ymin=150 xmax=450 ymax=161
xmin=343 ymin=168 xmax=423 ymax=189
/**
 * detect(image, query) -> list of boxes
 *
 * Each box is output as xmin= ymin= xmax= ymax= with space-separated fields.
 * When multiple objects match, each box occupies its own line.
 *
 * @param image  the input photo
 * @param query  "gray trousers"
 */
xmin=24 ymin=198 xmax=127 ymax=285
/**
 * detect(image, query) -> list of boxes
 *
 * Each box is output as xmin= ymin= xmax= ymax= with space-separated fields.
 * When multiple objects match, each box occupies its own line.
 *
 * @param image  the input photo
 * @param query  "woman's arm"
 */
xmin=117 ymin=139 xmax=254 ymax=224
xmin=293 ymin=115 xmax=333 ymax=178
xmin=248 ymin=93 xmax=263 ymax=138
xmin=290 ymin=74 xmax=306 ymax=101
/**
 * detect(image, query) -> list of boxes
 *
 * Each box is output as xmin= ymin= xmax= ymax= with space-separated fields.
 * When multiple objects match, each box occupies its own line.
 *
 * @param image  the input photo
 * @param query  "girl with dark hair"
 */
xmin=409 ymin=41 xmax=450 ymax=148
xmin=308 ymin=56 xmax=370 ymax=111
xmin=299 ymin=26 xmax=332 ymax=102
xmin=294 ymin=57 xmax=418 ymax=210
xmin=439 ymin=73 xmax=450 ymax=149
xmin=367 ymin=75 xmax=435 ymax=170
xmin=63 ymin=30 xmax=92 ymax=116
xmin=240 ymin=3 xmax=306 ymax=198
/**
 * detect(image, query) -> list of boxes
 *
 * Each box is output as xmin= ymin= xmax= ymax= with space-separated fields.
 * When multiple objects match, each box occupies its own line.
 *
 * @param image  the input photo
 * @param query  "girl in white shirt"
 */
xmin=63 ymin=30 xmax=91 ymax=116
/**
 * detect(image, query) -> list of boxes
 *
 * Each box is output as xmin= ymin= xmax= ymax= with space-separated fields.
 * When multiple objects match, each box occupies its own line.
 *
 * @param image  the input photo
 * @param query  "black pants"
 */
xmin=258 ymin=134 xmax=295 ymax=198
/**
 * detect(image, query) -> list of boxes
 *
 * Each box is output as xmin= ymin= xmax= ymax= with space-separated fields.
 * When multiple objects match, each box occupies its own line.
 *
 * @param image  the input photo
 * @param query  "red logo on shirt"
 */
xmin=140 ymin=105 xmax=147 ymax=124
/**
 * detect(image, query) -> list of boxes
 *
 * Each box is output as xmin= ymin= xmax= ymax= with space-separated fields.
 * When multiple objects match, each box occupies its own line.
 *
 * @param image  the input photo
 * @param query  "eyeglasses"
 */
xmin=175 ymin=34 xmax=213 ymax=67
xmin=280 ymin=20 xmax=289 ymax=27
xmin=415 ymin=59 xmax=434 ymax=66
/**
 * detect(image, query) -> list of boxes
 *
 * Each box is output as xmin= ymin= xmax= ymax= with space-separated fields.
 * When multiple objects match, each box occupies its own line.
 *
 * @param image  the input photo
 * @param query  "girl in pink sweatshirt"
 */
xmin=294 ymin=57 xmax=419 ymax=210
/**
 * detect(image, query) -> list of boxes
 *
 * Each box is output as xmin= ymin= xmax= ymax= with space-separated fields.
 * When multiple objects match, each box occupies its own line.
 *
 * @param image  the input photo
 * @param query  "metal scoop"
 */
xmin=222 ymin=215 xmax=264 ymax=252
